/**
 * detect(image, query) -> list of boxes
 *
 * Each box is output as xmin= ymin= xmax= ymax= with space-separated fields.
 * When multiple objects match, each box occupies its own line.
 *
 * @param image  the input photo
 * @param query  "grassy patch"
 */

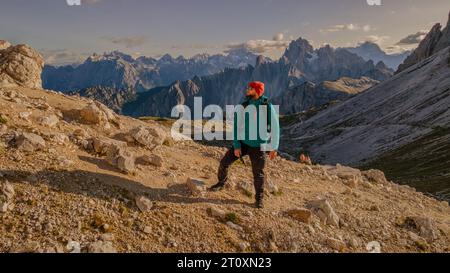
xmin=361 ymin=126 xmax=450 ymax=198
xmin=225 ymin=212 xmax=240 ymax=224
xmin=0 ymin=114 xmax=7 ymax=124
xmin=139 ymin=116 xmax=176 ymax=128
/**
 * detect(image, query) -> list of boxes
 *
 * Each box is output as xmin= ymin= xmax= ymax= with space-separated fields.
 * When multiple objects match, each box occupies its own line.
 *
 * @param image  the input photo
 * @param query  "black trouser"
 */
xmin=218 ymin=143 xmax=266 ymax=201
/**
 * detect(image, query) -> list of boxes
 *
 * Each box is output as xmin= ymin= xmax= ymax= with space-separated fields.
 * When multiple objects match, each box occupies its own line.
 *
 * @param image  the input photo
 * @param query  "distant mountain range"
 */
xmin=42 ymin=48 xmax=271 ymax=92
xmin=344 ymin=41 xmax=410 ymax=70
xmin=121 ymin=38 xmax=393 ymax=117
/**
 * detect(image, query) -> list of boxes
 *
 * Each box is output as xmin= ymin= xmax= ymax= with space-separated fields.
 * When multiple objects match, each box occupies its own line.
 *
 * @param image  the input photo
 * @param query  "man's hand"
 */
xmin=234 ymin=148 xmax=242 ymax=158
xmin=269 ymin=150 xmax=278 ymax=160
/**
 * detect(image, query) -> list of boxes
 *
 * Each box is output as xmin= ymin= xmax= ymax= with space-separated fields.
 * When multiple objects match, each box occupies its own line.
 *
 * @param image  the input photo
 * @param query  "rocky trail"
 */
xmin=0 ymin=41 xmax=449 ymax=254
xmin=0 ymin=85 xmax=449 ymax=253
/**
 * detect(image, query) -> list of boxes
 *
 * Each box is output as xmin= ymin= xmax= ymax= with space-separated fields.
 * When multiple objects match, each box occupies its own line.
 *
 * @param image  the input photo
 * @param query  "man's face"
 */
xmin=246 ymin=87 xmax=257 ymax=98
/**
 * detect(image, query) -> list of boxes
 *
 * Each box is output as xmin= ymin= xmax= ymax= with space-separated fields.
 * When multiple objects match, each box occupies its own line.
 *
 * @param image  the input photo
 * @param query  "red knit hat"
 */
xmin=249 ymin=81 xmax=265 ymax=96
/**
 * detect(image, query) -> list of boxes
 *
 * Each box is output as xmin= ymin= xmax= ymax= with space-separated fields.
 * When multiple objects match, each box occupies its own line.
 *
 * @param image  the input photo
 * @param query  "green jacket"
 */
xmin=233 ymin=95 xmax=280 ymax=151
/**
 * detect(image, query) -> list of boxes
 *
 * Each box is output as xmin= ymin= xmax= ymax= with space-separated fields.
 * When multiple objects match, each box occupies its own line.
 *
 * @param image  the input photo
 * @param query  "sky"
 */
xmin=0 ymin=0 xmax=449 ymax=65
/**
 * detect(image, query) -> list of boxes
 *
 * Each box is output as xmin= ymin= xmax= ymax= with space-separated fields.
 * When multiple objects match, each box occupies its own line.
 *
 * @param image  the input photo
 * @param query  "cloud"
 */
xmin=224 ymin=32 xmax=292 ymax=54
xmin=363 ymin=35 xmax=390 ymax=45
xmin=101 ymin=36 xmax=148 ymax=48
xmin=273 ymin=32 xmax=284 ymax=41
xmin=396 ymin=31 xmax=428 ymax=45
xmin=40 ymin=49 xmax=91 ymax=66
xmin=320 ymin=24 xmax=373 ymax=33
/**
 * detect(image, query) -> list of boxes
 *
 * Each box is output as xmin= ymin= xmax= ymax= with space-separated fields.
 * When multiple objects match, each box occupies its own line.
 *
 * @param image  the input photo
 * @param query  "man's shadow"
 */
xmin=1 ymin=160 xmax=249 ymax=212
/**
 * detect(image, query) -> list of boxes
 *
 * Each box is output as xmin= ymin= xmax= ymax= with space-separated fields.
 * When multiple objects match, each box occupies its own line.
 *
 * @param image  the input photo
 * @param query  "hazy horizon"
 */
xmin=1 ymin=0 xmax=449 ymax=65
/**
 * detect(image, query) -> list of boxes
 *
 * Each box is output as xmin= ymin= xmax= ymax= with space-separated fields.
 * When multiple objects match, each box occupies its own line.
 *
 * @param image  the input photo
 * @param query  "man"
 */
xmin=209 ymin=81 xmax=280 ymax=209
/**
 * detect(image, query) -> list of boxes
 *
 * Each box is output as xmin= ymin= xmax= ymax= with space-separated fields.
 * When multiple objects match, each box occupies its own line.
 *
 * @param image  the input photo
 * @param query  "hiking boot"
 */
xmin=209 ymin=182 xmax=225 ymax=192
xmin=255 ymin=198 xmax=264 ymax=209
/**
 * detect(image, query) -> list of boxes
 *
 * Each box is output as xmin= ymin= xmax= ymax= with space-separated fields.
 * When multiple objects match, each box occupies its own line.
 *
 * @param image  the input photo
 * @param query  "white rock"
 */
xmin=14 ymin=132 xmax=46 ymax=152
xmin=88 ymin=241 xmax=117 ymax=253
xmin=207 ymin=206 xmax=226 ymax=220
xmin=186 ymin=178 xmax=207 ymax=196
xmin=66 ymin=241 xmax=81 ymax=253
xmin=128 ymin=125 xmax=166 ymax=150
xmin=135 ymin=196 xmax=153 ymax=212
xmin=307 ymin=199 xmax=340 ymax=227
xmin=39 ymin=114 xmax=59 ymax=128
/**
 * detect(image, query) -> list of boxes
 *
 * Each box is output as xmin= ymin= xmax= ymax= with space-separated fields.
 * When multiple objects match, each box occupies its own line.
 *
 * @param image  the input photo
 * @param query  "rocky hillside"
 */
xmin=281 ymin=40 xmax=450 ymax=199
xmin=42 ymin=49 xmax=269 ymax=93
xmin=122 ymin=38 xmax=392 ymax=117
xmin=273 ymin=77 xmax=379 ymax=115
xmin=1 ymin=41 xmax=449 ymax=253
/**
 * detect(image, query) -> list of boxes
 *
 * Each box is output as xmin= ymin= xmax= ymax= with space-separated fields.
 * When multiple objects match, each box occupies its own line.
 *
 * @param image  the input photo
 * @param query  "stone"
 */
xmin=307 ymin=199 xmax=340 ymax=227
xmin=51 ymin=133 xmax=69 ymax=145
xmin=404 ymin=216 xmax=438 ymax=242
xmin=128 ymin=125 xmax=166 ymax=150
xmin=286 ymin=209 xmax=312 ymax=224
xmin=14 ymin=132 xmax=46 ymax=152
xmin=92 ymin=137 xmax=127 ymax=156
xmin=72 ymin=128 xmax=89 ymax=139
xmin=39 ymin=114 xmax=59 ymax=128
xmin=88 ymin=241 xmax=117 ymax=253
xmin=0 ymin=43 xmax=45 ymax=89
xmin=226 ymin=221 xmax=244 ymax=232
xmin=207 ymin=206 xmax=226 ymax=221
xmin=326 ymin=238 xmax=346 ymax=252
xmin=366 ymin=241 xmax=381 ymax=253
xmin=143 ymin=226 xmax=152 ymax=234
xmin=137 ymin=154 xmax=163 ymax=167
xmin=116 ymin=153 xmax=135 ymax=173
xmin=19 ymin=112 xmax=32 ymax=121
xmin=80 ymin=103 xmax=106 ymax=125
xmin=1 ymin=180 xmax=15 ymax=200
xmin=100 ymin=233 xmax=115 ymax=241
xmin=236 ymin=181 xmax=254 ymax=197
xmin=186 ymin=178 xmax=207 ymax=196
xmin=362 ymin=169 xmax=388 ymax=184
xmin=66 ymin=241 xmax=81 ymax=253
xmin=265 ymin=180 xmax=279 ymax=195
xmin=135 ymin=196 xmax=153 ymax=212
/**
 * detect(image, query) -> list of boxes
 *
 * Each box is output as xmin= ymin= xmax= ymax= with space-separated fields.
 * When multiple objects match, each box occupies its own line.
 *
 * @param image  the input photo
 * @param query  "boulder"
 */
xmin=14 ymin=132 xmax=46 ymax=152
xmin=79 ymin=103 xmax=108 ymax=126
xmin=286 ymin=209 xmax=312 ymax=224
xmin=92 ymin=137 xmax=126 ymax=155
xmin=39 ymin=114 xmax=59 ymax=128
xmin=127 ymin=125 xmax=167 ymax=150
xmin=0 ymin=43 xmax=45 ymax=89
xmin=186 ymin=178 xmax=207 ymax=196
xmin=106 ymin=145 xmax=135 ymax=173
xmin=404 ymin=216 xmax=438 ymax=242
xmin=362 ymin=169 xmax=388 ymax=184
xmin=135 ymin=196 xmax=153 ymax=212
xmin=307 ymin=199 xmax=340 ymax=227
xmin=136 ymin=154 xmax=163 ymax=167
